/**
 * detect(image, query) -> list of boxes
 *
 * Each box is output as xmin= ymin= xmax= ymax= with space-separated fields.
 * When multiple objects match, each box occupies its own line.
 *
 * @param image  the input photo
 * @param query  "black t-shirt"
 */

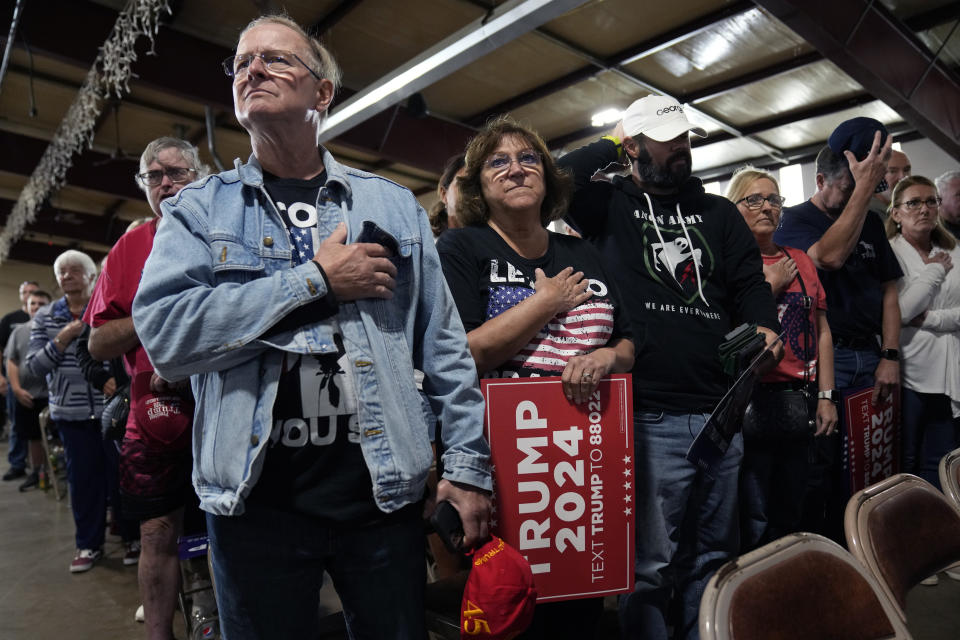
xmin=246 ymin=171 xmax=382 ymax=525
xmin=774 ymin=199 xmax=903 ymax=340
xmin=0 ymin=309 xmax=28 ymax=374
xmin=437 ymin=225 xmax=630 ymax=378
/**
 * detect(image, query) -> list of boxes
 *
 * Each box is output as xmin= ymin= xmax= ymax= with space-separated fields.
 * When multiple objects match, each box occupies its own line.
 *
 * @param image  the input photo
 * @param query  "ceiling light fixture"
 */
xmin=591 ymin=108 xmax=623 ymax=128
xmin=319 ymin=0 xmax=591 ymax=143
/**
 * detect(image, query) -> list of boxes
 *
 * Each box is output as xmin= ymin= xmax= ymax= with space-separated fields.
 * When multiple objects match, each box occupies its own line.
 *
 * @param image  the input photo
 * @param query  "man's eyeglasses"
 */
xmin=484 ymin=151 xmax=542 ymax=172
xmin=736 ymin=193 xmax=786 ymax=210
xmin=896 ymin=197 xmax=941 ymax=212
xmin=136 ymin=167 xmax=196 ymax=187
xmin=222 ymin=50 xmax=321 ymax=81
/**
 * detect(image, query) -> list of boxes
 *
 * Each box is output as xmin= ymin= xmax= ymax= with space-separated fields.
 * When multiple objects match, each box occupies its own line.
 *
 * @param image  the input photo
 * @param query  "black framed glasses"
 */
xmin=136 ymin=167 xmax=196 ymax=187
xmin=484 ymin=150 xmax=542 ymax=173
xmin=222 ymin=50 xmax=321 ymax=81
xmin=736 ymin=193 xmax=786 ymax=210
xmin=896 ymin=197 xmax=941 ymax=212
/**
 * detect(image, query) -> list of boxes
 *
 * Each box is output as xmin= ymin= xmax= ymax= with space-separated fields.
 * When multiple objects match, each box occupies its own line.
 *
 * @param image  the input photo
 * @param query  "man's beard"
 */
xmin=635 ymin=146 xmax=692 ymax=189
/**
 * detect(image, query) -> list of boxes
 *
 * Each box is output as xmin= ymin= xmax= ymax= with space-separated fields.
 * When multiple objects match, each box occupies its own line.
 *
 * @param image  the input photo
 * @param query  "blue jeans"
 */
xmin=57 ymin=419 xmax=111 ymax=550
xmin=740 ymin=435 xmax=809 ymax=551
xmin=901 ymin=388 xmax=960 ymax=490
xmin=207 ymin=504 xmax=427 ymax=640
xmin=619 ymin=411 xmax=743 ymax=640
xmin=6 ymin=387 xmax=26 ymax=471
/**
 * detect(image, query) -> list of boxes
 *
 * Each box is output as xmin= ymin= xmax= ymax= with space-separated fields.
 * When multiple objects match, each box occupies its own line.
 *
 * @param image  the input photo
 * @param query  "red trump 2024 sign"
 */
xmin=481 ymin=375 xmax=634 ymax=602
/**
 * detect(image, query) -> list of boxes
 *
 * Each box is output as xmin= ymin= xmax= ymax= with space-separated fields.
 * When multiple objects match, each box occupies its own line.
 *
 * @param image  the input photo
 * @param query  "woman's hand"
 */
xmin=54 ymin=319 xmax=85 ymax=351
xmin=102 ymin=377 xmax=117 ymax=397
xmin=815 ymin=398 xmax=838 ymax=436
xmin=922 ymin=251 xmax=953 ymax=274
xmin=561 ymin=348 xmax=616 ymax=404
xmin=762 ymin=256 xmax=798 ymax=295
xmin=533 ymin=267 xmax=592 ymax=316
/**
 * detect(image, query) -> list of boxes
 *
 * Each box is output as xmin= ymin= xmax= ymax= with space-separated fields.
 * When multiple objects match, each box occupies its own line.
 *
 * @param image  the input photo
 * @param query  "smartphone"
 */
xmin=430 ymin=500 xmax=465 ymax=554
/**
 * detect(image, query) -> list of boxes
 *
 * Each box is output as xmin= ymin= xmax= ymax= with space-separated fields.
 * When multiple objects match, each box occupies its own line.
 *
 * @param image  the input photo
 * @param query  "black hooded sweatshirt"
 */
xmin=558 ymin=139 xmax=779 ymax=412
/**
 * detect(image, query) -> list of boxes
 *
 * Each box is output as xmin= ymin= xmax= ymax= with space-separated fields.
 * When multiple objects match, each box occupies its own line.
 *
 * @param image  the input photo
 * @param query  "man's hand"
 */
xmin=312 ymin=223 xmax=397 ymax=301
xmin=872 ymin=358 xmax=899 ymax=405
xmin=102 ymin=377 xmax=117 ymax=398
xmin=844 ymin=130 xmax=892 ymax=192
xmin=434 ymin=478 xmax=492 ymax=551
xmin=13 ymin=387 xmax=33 ymax=408
xmin=756 ymin=326 xmax=784 ymax=375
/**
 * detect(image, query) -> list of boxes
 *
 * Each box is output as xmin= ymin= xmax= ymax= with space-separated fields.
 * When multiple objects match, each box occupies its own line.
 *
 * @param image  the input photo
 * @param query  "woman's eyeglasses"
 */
xmin=484 ymin=151 xmax=542 ymax=172
xmin=895 ymin=197 xmax=941 ymax=212
xmin=736 ymin=193 xmax=786 ymax=210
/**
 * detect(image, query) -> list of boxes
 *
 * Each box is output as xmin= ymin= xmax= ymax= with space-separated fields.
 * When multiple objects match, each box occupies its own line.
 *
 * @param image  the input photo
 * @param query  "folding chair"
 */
xmin=845 ymin=473 xmax=960 ymax=622
xmin=36 ymin=407 xmax=66 ymax=500
xmin=699 ymin=532 xmax=911 ymax=640
xmin=939 ymin=447 xmax=960 ymax=510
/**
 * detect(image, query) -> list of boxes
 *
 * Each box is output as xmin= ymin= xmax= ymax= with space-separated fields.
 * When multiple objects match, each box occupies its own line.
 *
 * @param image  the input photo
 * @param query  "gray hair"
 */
xmin=935 ymin=170 xmax=960 ymax=194
xmin=136 ymin=137 xmax=210 ymax=193
xmin=239 ymin=15 xmax=342 ymax=96
xmin=53 ymin=249 xmax=98 ymax=293
xmin=815 ymin=145 xmax=849 ymax=183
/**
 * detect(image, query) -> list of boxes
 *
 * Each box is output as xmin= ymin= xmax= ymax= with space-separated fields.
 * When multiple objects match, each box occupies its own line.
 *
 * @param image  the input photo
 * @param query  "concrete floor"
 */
xmin=1 ymin=444 xmax=958 ymax=639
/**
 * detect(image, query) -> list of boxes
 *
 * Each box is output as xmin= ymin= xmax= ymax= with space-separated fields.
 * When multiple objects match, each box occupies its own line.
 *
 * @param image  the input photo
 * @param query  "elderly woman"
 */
xmin=725 ymin=167 xmax=837 ymax=550
xmin=24 ymin=250 xmax=115 ymax=573
xmin=885 ymin=176 xmax=960 ymax=490
xmin=437 ymin=116 xmax=634 ymax=638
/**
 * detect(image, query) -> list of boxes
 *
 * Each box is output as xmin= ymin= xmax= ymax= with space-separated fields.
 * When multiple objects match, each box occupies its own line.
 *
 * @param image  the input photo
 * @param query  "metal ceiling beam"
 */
xmin=3 ymin=0 xmax=480 ymax=174
xmin=549 ymin=91 xmax=876 ymax=151
xmin=310 ymin=0 xmax=364 ymax=34
xmin=683 ymin=51 xmax=824 ymax=104
xmin=0 ymin=130 xmax=142 ymax=200
xmin=690 ymin=92 xmax=876 ymax=147
xmin=465 ymin=0 xmax=754 ymax=126
xmin=694 ymin=128 xmax=923 ymax=184
xmin=753 ymin=0 xmax=960 ymax=161
xmin=318 ymin=0 xmax=592 ymax=142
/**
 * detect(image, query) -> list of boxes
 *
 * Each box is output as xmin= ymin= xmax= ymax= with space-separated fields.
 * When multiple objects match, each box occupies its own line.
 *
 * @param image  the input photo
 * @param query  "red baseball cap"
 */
xmin=461 ymin=536 xmax=537 ymax=639
xmin=132 ymin=371 xmax=193 ymax=448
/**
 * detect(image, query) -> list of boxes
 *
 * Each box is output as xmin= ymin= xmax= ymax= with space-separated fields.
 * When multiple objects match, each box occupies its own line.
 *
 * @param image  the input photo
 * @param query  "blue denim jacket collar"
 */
xmin=235 ymin=147 xmax=353 ymax=201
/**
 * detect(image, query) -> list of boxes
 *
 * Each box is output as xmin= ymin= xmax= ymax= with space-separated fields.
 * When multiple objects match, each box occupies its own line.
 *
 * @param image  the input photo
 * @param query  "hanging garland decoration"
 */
xmin=0 ymin=0 xmax=170 ymax=264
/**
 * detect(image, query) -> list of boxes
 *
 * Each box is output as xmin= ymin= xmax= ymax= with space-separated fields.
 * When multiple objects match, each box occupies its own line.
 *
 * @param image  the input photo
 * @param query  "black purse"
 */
xmin=101 ymin=356 xmax=131 ymax=441
xmin=101 ymin=383 xmax=131 ymax=441
xmin=742 ymin=248 xmax=817 ymax=440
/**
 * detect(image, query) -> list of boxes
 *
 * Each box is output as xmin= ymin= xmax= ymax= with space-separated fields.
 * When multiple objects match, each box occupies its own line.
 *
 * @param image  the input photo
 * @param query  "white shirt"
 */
xmin=891 ymin=234 xmax=960 ymax=416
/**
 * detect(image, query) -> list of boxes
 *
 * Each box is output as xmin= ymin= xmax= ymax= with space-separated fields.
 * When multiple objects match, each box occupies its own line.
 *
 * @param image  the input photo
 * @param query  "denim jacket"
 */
xmin=132 ymin=149 xmax=491 ymax=516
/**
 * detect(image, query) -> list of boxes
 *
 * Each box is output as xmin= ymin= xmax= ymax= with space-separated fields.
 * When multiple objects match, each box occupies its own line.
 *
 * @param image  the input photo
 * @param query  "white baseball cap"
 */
xmin=622 ymin=95 xmax=706 ymax=142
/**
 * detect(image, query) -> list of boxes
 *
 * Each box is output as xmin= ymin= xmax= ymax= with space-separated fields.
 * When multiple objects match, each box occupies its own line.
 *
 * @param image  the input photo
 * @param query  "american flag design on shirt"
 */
xmin=486 ymin=285 xmax=615 ymax=373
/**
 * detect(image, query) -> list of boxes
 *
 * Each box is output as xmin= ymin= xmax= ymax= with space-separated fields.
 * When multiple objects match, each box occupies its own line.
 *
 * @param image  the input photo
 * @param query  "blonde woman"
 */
xmin=725 ymin=167 xmax=837 ymax=550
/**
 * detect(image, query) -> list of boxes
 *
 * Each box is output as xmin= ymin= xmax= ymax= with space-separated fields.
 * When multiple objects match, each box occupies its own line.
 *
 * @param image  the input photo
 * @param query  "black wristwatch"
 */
xmin=880 ymin=348 xmax=900 ymax=362
xmin=817 ymin=390 xmax=838 ymax=402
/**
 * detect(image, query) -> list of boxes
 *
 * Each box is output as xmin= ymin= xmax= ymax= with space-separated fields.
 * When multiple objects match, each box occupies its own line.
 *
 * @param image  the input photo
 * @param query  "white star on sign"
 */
xmin=623 ymin=468 xmax=631 ymax=476
xmin=624 ymin=507 xmax=632 ymax=516
xmin=624 ymin=495 xmax=631 ymax=503
xmin=623 ymin=481 xmax=632 ymax=490
xmin=623 ymin=455 xmax=631 ymax=464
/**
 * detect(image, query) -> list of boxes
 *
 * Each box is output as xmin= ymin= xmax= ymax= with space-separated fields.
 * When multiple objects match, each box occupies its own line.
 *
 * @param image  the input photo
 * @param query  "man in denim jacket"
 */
xmin=132 ymin=15 xmax=491 ymax=639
